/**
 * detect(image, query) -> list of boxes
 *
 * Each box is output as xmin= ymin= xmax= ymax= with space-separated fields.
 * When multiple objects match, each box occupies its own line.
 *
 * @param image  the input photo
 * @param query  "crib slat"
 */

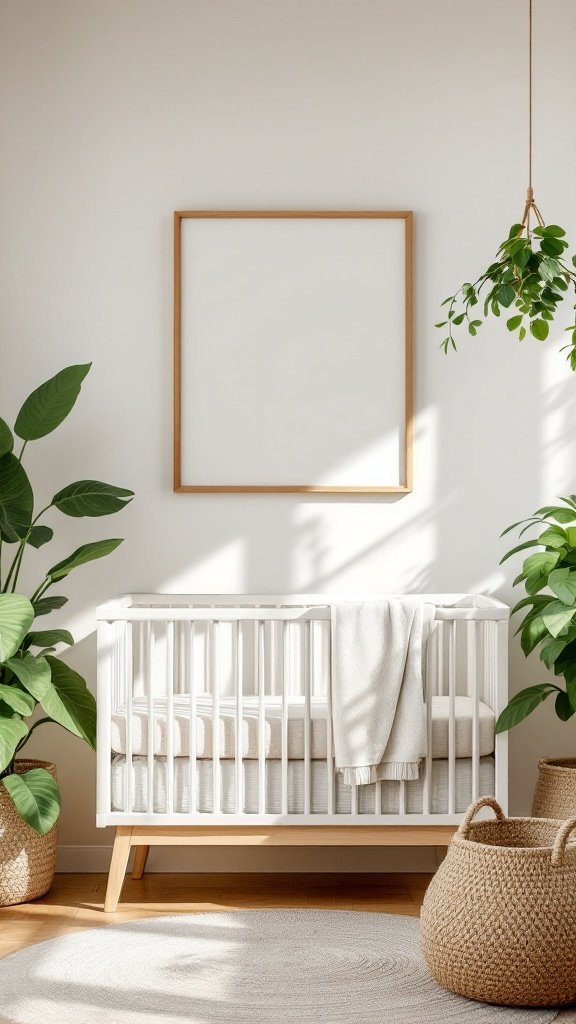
xmin=96 ymin=620 xmax=114 ymax=819
xmin=258 ymin=620 xmax=266 ymax=814
xmin=211 ymin=621 xmax=221 ymax=814
xmin=281 ymin=621 xmax=289 ymax=816
xmin=124 ymin=623 xmax=133 ymax=814
xmin=469 ymin=620 xmax=479 ymax=802
xmin=326 ymin=619 xmax=335 ymax=816
xmin=166 ymin=621 xmax=175 ymax=815
xmin=146 ymin=621 xmax=154 ymax=814
xmin=234 ymin=621 xmax=243 ymax=814
xmin=304 ymin=621 xmax=312 ymax=816
xmin=187 ymin=621 xmax=196 ymax=814
xmin=448 ymin=620 xmax=456 ymax=815
xmin=423 ymin=623 xmax=436 ymax=816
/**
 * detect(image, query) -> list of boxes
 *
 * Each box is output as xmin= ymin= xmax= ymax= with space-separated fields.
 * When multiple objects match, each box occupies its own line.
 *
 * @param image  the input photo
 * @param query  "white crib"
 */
xmin=96 ymin=593 xmax=509 ymax=910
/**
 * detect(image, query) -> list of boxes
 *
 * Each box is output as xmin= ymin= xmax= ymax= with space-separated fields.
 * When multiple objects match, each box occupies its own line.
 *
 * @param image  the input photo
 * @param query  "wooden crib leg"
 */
xmin=132 ymin=844 xmax=150 ymax=880
xmin=104 ymin=827 xmax=133 ymax=912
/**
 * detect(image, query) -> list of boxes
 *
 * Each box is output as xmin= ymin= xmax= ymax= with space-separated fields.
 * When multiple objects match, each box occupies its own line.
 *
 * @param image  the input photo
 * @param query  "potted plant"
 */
xmin=496 ymin=496 xmax=576 ymax=817
xmin=0 ymin=364 xmax=132 ymax=905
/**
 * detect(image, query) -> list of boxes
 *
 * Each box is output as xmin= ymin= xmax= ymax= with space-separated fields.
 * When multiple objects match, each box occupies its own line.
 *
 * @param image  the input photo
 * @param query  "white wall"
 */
xmin=1 ymin=0 xmax=576 ymax=873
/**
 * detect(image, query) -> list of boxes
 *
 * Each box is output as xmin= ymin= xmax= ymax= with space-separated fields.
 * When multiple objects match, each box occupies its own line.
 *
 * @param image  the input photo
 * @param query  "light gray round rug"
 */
xmin=0 ymin=911 xmax=562 ymax=1024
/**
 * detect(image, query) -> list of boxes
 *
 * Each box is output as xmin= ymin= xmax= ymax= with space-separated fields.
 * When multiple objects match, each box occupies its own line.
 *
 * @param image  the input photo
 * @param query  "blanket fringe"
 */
xmin=339 ymin=762 xmax=421 ymax=786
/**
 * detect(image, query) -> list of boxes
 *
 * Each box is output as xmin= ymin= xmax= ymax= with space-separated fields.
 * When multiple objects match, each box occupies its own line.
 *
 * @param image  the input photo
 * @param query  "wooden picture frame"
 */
xmin=174 ymin=210 xmax=413 ymax=494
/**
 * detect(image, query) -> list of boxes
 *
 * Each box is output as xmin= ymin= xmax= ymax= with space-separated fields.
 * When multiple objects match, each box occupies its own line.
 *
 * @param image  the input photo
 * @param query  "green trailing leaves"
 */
xmin=438 ymin=221 xmax=576 ymax=370
xmin=47 ymin=539 xmax=123 ymax=582
xmin=0 ymin=453 xmax=33 ymax=542
xmin=14 ymin=364 xmax=91 ymax=441
xmin=52 ymin=480 xmax=133 ymax=518
xmin=41 ymin=657 xmax=96 ymax=748
xmin=495 ymin=684 xmax=558 ymax=733
xmin=0 ymin=595 xmax=34 ymax=661
xmin=2 ymin=769 xmax=60 ymax=835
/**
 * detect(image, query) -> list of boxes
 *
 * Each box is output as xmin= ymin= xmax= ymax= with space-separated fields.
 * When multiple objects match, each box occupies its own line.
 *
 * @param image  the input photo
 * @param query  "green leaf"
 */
xmin=567 ymin=675 xmax=576 ymax=713
xmin=0 ymin=595 xmax=35 ymax=662
xmin=25 ymin=629 xmax=73 ymax=649
xmin=499 ymin=538 xmax=540 ymax=564
xmin=27 ymin=525 xmax=54 ymax=549
xmin=501 ymin=517 xmax=542 ymax=537
xmin=47 ymin=538 xmax=123 ymax=582
xmin=32 ymin=595 xmax=68 ymax=617
xmin=530 ymin=319 xmax=549 ymax=341
xmin=539 ymin=634 xmax=572 ymax=670
xmin=495 ymin=685 xmax=556 ymax=733
xmin=498 ymin=284 xmax=515 ymax=307
xmin=548 ymin=567 xmax=576 ymax=605
xmin=508 ymin=223 xmax=523 ymax=239
xmin=41 ymin=657 xmax=96 ymax=748
xmin=52 ymin=480 xmax=134 ymax=518
xmin=541 ymin=225 xmax=566 ymax=238
xmin=542 ymin=600 xmax=576 ymax=638
xmin=522 ymin=550 xmax=560 ymax=577
xmin=14 ymin=364 xmax=91 ymax=441
xmin=555 ymin=691 xmax=575 ymax=721
xmin=0 ymin=418 xmax=14 ymax=458
xmin=506 ymin=314 xmax=523 ymax=331
xmin=510 ymin=594 xmax=554 ymax=617
xmin=519 ymin=612 xmax=548 ymax=655
xmin=1 ymin=768 xmax=60 ymax=835
xmin=540 ymin=237 xmax=565 ymax=258
xmin=519 ymin=326 xmax=527 ymax=341
xmin=0 ymin=685 xmax=35 ymax=716
xmin=0 ymin=717 xmax=28 ymax=772
xmin=538 ymin=526 xmax=568 ymax=549
xmin=5 ymin=655 xmax=51 ymax=701
xmin=0 ymin=453 xmax=33 ymax=542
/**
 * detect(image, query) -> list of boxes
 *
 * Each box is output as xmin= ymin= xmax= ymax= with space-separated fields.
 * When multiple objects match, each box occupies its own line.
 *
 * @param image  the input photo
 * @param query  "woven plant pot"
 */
xmin=421 ymin=796 xmax=576 ymax=1007
xmin=0 ymin=759 xmax=57 ymax=907
xmin=532 ymin=757 xmax=576 ymax=819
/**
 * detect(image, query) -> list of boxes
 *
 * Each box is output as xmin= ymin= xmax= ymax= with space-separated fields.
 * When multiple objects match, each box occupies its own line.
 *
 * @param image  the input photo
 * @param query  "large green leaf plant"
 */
xmin=0 ymin=365 xmax=133 ymax=834
xmin=496 ymin=497 xmax=576 ymax=735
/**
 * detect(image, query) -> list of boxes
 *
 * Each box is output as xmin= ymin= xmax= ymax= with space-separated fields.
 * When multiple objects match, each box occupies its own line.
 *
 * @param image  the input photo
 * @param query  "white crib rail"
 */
xmin=96 ymin=594 xmax=509 ymax=828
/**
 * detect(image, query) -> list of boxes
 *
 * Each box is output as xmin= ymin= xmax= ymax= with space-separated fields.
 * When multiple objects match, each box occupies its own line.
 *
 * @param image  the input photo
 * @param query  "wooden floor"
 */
xmin=0 ymin=872 xmax=431 ymax=957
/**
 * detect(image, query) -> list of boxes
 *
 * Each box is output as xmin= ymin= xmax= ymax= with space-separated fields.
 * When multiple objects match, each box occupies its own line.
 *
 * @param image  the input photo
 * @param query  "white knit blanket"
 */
xmin=330 ymin=600 xmax=435 ymax=784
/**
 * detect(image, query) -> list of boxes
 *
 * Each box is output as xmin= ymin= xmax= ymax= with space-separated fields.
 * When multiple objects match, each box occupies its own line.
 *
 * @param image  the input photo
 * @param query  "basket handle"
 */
xmin=551 ymin=817 xmax=576 ymax=866
xmin=458 ymin=797 xmax=506 ymax=838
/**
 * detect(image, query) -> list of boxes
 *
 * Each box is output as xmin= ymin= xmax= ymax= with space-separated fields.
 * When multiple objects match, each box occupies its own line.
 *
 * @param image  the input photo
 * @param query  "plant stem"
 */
xmin=3 ymin=540 xmax=25 ymax=593
xmin=14 ymin=717 xmax=52 ymax=756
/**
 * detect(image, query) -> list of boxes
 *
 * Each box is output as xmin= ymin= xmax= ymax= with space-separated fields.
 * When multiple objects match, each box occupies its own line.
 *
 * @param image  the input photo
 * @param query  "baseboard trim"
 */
xmin=56 ymin=844 xmax=436 ymax=873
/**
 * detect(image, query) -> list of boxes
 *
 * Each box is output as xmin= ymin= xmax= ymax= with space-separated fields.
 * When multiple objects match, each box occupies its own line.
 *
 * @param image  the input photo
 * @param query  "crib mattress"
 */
xmin=111 ymin=754 xmax=495 ymax=815
xmin=111 ymin=695 xmax=495 ymax=760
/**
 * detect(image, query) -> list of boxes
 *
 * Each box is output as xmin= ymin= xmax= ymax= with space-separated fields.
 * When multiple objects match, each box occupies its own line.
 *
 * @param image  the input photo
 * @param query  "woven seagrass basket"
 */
xmin=0 ymin=759 xmax=57 ymax=907
xmin=532 ymin=757 xmax=576 ymax=820
xmin=421 ymin=796 xmax=576 ymax=1007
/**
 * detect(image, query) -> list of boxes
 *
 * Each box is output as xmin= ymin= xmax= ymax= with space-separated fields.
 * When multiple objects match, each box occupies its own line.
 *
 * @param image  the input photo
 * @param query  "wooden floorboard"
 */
xmin=0 ymin=872 xmax=432 ymax=957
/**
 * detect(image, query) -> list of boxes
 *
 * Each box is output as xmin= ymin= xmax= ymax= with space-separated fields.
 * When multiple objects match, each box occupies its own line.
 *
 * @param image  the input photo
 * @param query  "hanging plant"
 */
xmin=437 ymin=1 xmax=576 ymax=371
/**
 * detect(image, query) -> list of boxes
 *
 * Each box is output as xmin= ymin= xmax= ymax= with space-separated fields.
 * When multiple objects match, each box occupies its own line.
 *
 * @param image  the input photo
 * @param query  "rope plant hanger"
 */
xmin=437 ymin=0 xmax=576 ymax=370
